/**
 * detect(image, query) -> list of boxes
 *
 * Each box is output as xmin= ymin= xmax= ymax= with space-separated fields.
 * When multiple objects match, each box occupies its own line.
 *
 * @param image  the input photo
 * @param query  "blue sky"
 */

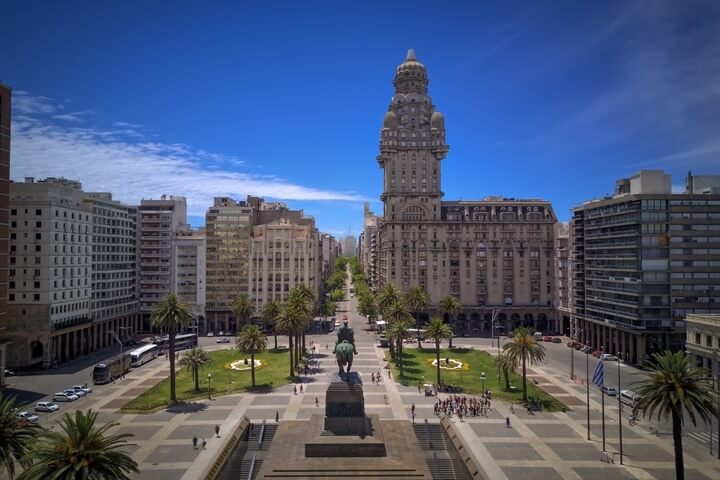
xmin=3 ymin=1 xmax=719 ymax=236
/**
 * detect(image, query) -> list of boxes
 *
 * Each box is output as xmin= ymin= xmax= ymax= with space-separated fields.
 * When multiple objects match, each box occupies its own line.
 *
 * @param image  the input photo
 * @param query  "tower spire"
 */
xmin=406 ymin=48 xmax=416 ymax=61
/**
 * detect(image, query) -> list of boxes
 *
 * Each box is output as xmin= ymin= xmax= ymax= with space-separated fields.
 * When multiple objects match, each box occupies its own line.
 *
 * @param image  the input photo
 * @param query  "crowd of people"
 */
xmin=433 ymin=392 xmax=493 ymax=420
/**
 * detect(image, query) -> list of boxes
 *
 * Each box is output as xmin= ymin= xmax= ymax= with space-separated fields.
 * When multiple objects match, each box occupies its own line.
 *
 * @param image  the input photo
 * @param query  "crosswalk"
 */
xmin=688 ymin=431 xmax=719 ymax=445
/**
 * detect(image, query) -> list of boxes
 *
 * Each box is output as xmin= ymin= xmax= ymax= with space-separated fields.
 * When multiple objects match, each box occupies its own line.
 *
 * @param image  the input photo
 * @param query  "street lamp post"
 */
xmin=490 ymin=309 xmax=499 ymax=354
xmin=207 ymin=373 xmax=212 ymax=400
xmin=570 ymin=328 xmax=583 ymax=381
xmin=107 ymin=327 xmax=129 ymax=381
xmin=480 ymin=371 xmax=486 ymax=393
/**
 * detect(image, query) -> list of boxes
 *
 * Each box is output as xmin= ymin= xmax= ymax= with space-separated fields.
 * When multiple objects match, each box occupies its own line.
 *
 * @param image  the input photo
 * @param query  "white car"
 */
xmin=53 ymin=392 xmax=78 ymax=402
xmin=72 ymin=384 xmax=92 ymax=394
xmin=602 ymin=386 xmax=617 ymax=396
xmin=216 ymin=338 xmax=230 ymax=344
xmin=16 ymin=411 xmax=40 ymax=423
xmin=218 ymin=331 xmax=224 ymax=336
xmin=35 ymin=402 xmax=59 ymax=412
xmin=600 ymin=354 xmax=618 ymax=361
xmin=65 ymin=388 xmax=85 ymax=398
xmin=207 ymin=332 xmax=214 ymax=337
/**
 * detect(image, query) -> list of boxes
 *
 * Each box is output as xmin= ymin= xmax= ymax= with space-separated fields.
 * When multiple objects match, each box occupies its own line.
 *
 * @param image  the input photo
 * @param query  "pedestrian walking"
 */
xmin=275 ymin=411 xmax=279 ymax=422
xmin=412 ymin=412 xmax=416 ymax=424
xmin=215 ymin=425 xmax=220 ymax=438
xmin=315 ymin=396 xmax=319 ymax=407
xmin=411 ymin=403 xmax=416 ymax=415
xmin=505 ymin=417 xmax=511 ymax=428
xmin=418 ymin=383 xmax=421 ymax=394
xmin=371 ymin=373 xmax=375 ymax=384
xmin=293 ymin=385 xmax=297 ymax=395
xmin=201 ymin=438 xmax=207 ymax=449
xmin=300 ymin=384 xmax=304 ymax=394
xmin=193 ymin=435 xmax=198 ymax=449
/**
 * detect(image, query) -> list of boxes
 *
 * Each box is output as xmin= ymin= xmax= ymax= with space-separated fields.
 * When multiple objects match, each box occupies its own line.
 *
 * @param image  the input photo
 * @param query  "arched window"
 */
xmin=402 ymin=205 xmax=426 ymax=221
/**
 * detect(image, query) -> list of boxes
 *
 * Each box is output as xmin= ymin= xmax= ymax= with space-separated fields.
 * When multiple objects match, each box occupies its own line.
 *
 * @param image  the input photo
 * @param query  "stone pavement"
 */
xmin=43 ymin=286 xmax=720 ymax=480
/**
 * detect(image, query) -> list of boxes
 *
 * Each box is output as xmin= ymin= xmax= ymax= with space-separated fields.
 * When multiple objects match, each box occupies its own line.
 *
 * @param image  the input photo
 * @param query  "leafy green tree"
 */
xmin=19 ymin=409 xmax=138 ymax=480
xmin=503 ymin=326 xmax=545 ymax=401
xmin=329 ymin=289 xmax=345 ymax=303
xmin=232 ymin=293 xmax=255 ymax=329
xmin=152 ymin=293 xmax=192 ymax=403
xmin=377 ymin=283 xmax=403 ymax=317
xmin=0 ymin=393 xmax=41 ymax=479
xmin=387 ymin=319 xmax=413 ymax=377
xmin=178 ymin=347 xmax=212 ymax=393
xmin=405 ymin=286 xmax=429 ymax=348
xmin=261 ymin=300 xmax=282 ymax=350
xmin=235 ymin=324 xmax=268 ymax=388
xmin=357 ymin=292 xmax=377 ymax=324
xmin=438 ymin=295 xmax=461 ymax=348
xmin=635 ymin=351 xmax=718 ymax=480
xmin=423 ymin=317 xmax=453 ymax=386
xmin=495 ymin=352 xmax=515 ymax=391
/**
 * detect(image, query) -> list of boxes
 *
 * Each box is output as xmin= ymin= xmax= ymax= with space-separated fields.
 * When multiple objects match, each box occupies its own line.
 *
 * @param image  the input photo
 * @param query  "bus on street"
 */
xmin=130 ymin=344 xmax=159 ymax=367
xmin=93 ymin=353 xmax=131 ymax=384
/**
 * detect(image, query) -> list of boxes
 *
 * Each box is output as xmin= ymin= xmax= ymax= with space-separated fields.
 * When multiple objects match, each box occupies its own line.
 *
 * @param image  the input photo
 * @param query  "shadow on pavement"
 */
xmin=1 ymin=387 xmax=46 ymax=405
xmin=166 ymin=402 xmax=209 ymax=414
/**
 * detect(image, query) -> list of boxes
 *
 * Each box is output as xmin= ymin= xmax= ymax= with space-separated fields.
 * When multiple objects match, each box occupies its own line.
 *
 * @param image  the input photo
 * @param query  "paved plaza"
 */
xmin=18 ymin=291 xmax=720 ymax=480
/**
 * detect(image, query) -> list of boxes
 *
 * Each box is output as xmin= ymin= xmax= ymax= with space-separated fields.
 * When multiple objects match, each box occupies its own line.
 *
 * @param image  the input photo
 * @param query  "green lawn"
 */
xmin=121 ymin=348 xmax=293 ymax=413
xmin=388 ymin=347 xmax=566 ymax=412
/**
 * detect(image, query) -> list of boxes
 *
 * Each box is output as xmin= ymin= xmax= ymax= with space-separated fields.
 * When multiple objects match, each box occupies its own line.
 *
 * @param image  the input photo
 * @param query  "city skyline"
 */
xmin=3 ymin=1 xmax=720 ymax=236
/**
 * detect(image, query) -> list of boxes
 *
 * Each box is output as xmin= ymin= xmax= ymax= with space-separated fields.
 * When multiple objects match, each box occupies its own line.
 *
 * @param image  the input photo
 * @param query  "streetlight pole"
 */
xmin=107 ymin=328 xmax=128 ymax=380
xmin=207 ymin=373 xmax=212 ymax=400
xmin=570 ymin=328 xmax=583 ymax=381
xmin=491 ymin=309 xmax=499 ymax=354
xmin=480 ymin=371 xmax=486 ymax=394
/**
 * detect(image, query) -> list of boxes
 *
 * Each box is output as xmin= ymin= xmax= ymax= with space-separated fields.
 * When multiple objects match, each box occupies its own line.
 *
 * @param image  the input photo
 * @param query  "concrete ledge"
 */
xmin=305 ymin=434 xmax=387 ymax=457
xmin=441 ymin=416 xmax=487 ymax=480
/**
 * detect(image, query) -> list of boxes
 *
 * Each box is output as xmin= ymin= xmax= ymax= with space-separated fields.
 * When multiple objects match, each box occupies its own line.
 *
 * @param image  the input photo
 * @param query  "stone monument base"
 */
xmin=306 ymin=414 xmax=386 ymax=457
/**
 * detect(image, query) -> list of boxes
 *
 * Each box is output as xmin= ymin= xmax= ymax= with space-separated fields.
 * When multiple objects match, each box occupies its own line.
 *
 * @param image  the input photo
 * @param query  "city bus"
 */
xmin=129 ymin=344 xmax=159 ymax=367
xmin=152 ymin=333 xmax=198 ymax=352
xmin=93 ymin=353 xmax=131 ymax=384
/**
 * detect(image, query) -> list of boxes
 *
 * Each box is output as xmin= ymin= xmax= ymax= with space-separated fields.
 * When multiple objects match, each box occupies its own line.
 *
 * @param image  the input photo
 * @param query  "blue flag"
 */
xmin=592 ymin=360 xmax=604 ymax=387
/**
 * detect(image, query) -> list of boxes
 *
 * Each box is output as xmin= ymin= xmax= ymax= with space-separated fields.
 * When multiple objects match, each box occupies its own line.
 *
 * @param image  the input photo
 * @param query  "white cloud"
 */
xmin=11 ymin=95 xmax=367 ymax=217
xmin=52 ymin=110 xmax=94 ymax=122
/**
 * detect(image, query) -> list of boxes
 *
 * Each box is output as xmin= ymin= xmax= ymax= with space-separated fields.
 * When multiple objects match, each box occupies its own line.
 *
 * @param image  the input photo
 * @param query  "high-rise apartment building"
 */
xmin=571 ymin=170 xmax=720 ymax=365
xmin=340 ymin=235 xmax=357 ymax=257
xmin=249 ymin=219 xmax=318 ymax=310
xmin=138 ymin=195 xmax=187 ymax=329
xmin=376 ymin=50 xmax=558 ymax=335
xmin=173 ymin=227 xmax=206 ymax=333
xmin=0 ymin=84 xmax=11 ymax=386
xmin=553 ymin=223 xmax=571 ymax=335
xmin=7 ymin=178 xmax=141 ymax=368
xmin=360 ymin=203 xmax=380 ymax=289
xmin=205 ymin=197 xmax=255 ymax=333
xmin=318 ymin=232 xmax=338 ymax=289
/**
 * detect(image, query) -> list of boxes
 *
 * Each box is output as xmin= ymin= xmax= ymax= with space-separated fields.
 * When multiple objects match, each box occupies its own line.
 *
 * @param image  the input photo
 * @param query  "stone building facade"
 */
xmin=0 ymin=84 xmax=11 ymax=385
xmin=685 ymin=314 xmax=720 ymax=383
xmin=360 ymin=203 xmax=380 ymax=290
xmin=173 ymin=228 xmax=206 ymax=333
xmin=376 ymin=50 xmax=558 ymax=335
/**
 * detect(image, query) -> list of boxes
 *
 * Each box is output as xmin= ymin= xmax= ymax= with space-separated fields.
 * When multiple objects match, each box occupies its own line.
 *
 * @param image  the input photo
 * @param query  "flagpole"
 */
xmin=617 ymin=353 xmax=623 ymax=465
xmin=586 ymin=350 xmax=590 ymax=441
xmin=601 ymin=368 xmax=606 ymax=452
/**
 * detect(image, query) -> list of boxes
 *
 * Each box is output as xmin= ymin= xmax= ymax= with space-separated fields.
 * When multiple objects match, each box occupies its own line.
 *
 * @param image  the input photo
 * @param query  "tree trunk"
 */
xmin=449 ymin=317 xmax=454 ymax=349
xmin=671 ymin=408 xmax=685 ymax=480
xmin=436 ymin=339 xmax=441 ymax=385
xmin=288 ymin=334 xmax=294 ymax=377
xmin=274 ymin=333 xmax=278 ymax=351
xmin=251 ymin=353 xmax=256 ymax=388
xmin=398 ymin=341 xmax=403 ymax=377
xmin=416 ymin=312 xmax=422 ymax=348
xmin=169 ymin=328 xmax=177 ymax=403
xmin=522 ymin=353 xmax=527 ymax=401
xmin=194 ymin=365 xmax=200 ymax=392
xmin=503 ymin=368 xmax=510 ymax=390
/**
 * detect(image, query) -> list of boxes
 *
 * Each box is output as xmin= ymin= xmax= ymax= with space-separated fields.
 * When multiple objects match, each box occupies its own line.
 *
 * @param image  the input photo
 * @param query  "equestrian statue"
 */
xmin=333 ymin=320 xmax=357 ymax=377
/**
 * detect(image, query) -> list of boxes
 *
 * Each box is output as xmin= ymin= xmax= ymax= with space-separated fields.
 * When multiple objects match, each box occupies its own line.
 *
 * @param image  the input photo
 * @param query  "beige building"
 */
xmin=138 ymin=195 xmax=187 ymax=329
xmin=173 ymin=228 xmax=206 ymax=333
xmin=340 ymin=235 xmax=357 ymax=257
xmin=685 ymin=314 xmax=720 ymax=381
xmin=554 ymin=223 xmax=571 ymax=335
xmin=375 ymin=50 xmax=558 ymax=335
xmin=360 ymin=203 xmax=380 ymax=289
xmin=0 ymin=84 xmax=11 ymax=385
xmin=249 ymin=219 xmax=318 ymax=310
xmin=8 ymin=178 xmax=141 ymax=368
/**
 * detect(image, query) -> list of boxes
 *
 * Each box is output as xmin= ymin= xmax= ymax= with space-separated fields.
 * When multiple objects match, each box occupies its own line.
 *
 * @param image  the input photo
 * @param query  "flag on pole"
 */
xmin=592 ymin=360 xmax=604 ymax=387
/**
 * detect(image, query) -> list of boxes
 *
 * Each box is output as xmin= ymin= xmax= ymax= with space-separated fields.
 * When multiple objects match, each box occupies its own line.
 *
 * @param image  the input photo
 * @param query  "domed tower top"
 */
xmin=393 ymin=48 xmax=428 ymax=95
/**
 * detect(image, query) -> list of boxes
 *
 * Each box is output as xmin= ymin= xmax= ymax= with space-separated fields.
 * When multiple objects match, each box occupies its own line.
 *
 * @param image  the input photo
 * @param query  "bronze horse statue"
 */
xmin=335 ymin=340 xmax=355 ymax=375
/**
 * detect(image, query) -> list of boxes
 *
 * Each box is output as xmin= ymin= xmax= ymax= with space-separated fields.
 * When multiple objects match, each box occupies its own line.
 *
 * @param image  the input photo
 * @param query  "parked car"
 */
xmin=53 ymin=392 xmax=78 ymax=402
xmin=592 ymin=350 xmax=602 ymax=358
xmin=552 ymin=337 xmax=562 ymax=343
xmin=16 ymin=411 xmax=40 ymax=423
xmin=602 ymin=386 xmax=617 ymax=396
xmin=543 ymin=336 xmax=553 ymax=342
xmin=217 ymin=331 xmax=224 ymax=336
xmin=574 ymin=344 xmax=583 ymax=350
xmin=4 ymin=368 xmax=15 ymax=376
xmin=600 ymin=354 xmax=618 ymax=361
xmin=72 ymin=384 xmax=92 ymax=394
xmin=35 ymin=402 xmax=59 ymax=412
xmin=207 ymin=332 xmax=215 ymax=337
xmin=65 ymin=388 xmax=86 ymax=398
xmin=567 ymin=341 xmax=575 ymax=348
xmin=216 ymin=338 xmax=230 ymax=344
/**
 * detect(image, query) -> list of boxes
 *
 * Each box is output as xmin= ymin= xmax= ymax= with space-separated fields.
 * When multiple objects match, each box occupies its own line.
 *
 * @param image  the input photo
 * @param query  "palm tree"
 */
xmin=178 ymin=347 xmax=212 ymax=393
xmin=232 ymin=293 xmax=255 ymax=329
xmin=405 ymin=286 xmax=429 ymax=348
xmin=19 ymin=409 xmax=138 ymax=480
xmin=387 ymin=319 xmax=413 ymax=377
xmin=635 ymin=351 xmax=718 ymax=480
xmin=151 ymin=293 xmax=192 ymax=404
xmin=235 ymin=324 xmax=268 ymax=388
xmin=423 ymin=317 xmax=453 ymax=386
xmin=438 ymin=295 xmax=461 ymax=348
xmin=495 ymin=352 xmax=515 ymax=391
xmin=503 ymin=326 xmax=545 ymax=401
xmin=0 ymin=393 xmax=41 ymax=479
xmin=384 ymin=299 xmax=412 ymax=357
xmin=290 ymin=285 xmax=315 ymax=356
xmin=275 ymin=303 xmax=299 ymax=377
xmin=261 ymin=300 xmax=282 ymax=350
xmin=377 ymin=282 xmax=403 ymax=316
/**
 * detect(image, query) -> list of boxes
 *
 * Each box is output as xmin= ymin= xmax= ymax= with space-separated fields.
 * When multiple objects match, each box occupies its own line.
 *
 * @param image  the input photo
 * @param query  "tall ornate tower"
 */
xmin=377 ymin=49 xmax=449 ymax=222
